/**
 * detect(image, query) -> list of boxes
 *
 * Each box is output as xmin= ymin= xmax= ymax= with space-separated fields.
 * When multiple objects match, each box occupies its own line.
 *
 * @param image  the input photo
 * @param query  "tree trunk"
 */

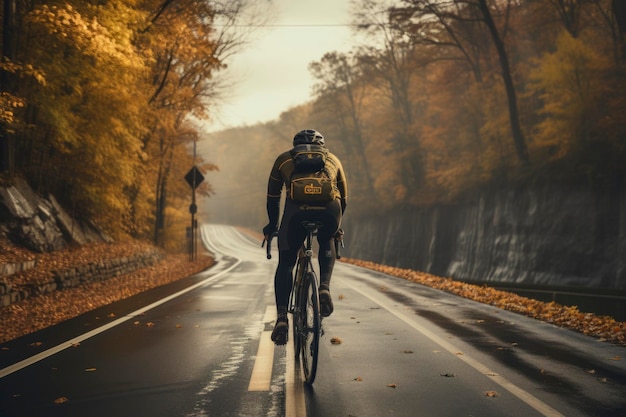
xmin=477 ymin=0 xmax=530 ymax=164
xmin=1 ymin=0 xmax=17 ymax=173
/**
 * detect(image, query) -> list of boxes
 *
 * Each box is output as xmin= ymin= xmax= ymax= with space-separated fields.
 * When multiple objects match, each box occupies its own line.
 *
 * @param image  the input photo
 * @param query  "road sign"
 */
xmin=185 ymin=166 xmax=204 ymax=189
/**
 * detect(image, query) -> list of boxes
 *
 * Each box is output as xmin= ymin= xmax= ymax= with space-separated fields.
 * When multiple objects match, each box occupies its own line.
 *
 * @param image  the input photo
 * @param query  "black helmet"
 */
xmin=293 ymin=129 xmax=325 ymax=146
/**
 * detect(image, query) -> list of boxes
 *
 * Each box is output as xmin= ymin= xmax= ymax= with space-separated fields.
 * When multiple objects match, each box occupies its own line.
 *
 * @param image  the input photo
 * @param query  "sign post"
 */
xmin=185 ymin=165 xmax=204 ymax=261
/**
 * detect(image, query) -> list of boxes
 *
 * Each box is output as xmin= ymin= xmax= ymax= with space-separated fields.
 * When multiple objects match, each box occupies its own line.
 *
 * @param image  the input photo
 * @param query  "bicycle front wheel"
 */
xmin=299 ymin=271 xmax=320 ymax=384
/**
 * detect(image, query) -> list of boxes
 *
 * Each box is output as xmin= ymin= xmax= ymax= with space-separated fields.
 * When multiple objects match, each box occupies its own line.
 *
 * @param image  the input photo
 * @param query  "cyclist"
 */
xmin=263 ymin=129 xmax=348 ymax=345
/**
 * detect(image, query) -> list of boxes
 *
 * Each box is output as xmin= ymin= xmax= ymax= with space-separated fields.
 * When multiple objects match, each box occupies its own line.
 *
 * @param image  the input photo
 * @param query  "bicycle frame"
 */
xmin=263 ymin=221 xmax=343 ymax=385
xmin=290 ymin=221 xmax=323 ymax=384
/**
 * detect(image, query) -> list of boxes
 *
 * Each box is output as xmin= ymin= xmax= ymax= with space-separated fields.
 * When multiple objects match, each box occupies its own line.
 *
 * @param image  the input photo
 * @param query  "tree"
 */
xmin=352 ymin=0 xmax=426 ymax=194
xmin=0 ymin=0 xmax=253 ymax=246
xmin=395 ymin=0 xmax=530 ymax=164
xmin=309 ymin=51 xmax=375 ymax=197
xmin=529 ymin=31 xmax=612 ymax=160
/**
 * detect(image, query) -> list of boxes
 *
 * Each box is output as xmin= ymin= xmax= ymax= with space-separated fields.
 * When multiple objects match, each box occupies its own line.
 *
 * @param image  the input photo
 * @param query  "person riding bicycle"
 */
xmin=263 ymin=129 xmax=348 ymax=345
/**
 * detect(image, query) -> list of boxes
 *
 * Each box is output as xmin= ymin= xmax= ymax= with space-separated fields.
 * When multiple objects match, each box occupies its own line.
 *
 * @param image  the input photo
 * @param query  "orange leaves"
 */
xmin=340 ymin=258 xmax=626 ymax=346
xmin=0 ymin=242 xmax=214 ymax=344
xmin=330 ymin=337 xmax=343 ymax=345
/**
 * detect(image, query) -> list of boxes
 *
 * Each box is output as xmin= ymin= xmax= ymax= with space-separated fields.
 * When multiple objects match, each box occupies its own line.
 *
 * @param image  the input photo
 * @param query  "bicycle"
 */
xmin=263 ymin=221 xmax=342 ymax=385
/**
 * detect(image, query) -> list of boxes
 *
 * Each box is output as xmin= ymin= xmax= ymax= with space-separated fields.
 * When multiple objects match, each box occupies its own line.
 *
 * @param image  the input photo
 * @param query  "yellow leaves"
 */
xmin=528 ymin=30 xmax=612 ymax=158
xmin=53 ymin=396 xmax=69 ymax=404
xmin=29 ymin=4 xmax=141 ymax=68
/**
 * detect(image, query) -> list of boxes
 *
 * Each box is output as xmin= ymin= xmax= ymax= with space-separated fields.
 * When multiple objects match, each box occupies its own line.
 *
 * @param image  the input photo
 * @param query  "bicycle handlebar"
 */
xmin=262 ymin=233 xmax=277 ymax=259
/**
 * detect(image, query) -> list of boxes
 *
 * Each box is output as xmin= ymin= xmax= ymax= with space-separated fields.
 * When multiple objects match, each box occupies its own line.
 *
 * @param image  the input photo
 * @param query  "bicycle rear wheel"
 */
xmin=299 ymin=271 xmax=320 ymax=384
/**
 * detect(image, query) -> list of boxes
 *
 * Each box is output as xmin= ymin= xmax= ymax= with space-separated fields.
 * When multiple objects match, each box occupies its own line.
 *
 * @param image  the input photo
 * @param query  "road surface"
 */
xmin=1 ymin=224 xmax=625 ymax=416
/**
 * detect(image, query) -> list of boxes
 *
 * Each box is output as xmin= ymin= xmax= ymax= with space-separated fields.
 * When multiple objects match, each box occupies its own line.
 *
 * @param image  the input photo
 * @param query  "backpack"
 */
xmin=288 ymin=144 xmax=337 ymax=203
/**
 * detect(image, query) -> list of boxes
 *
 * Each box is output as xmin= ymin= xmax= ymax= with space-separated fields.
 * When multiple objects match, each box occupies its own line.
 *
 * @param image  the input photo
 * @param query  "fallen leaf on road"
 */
xmin=330 ymin=337 xmax=342 ymax=345
xmin=85 ymin=368 xmax=97 ymax=372
xmin=485 ymin=391 xmax=498 ymax=397
xmin=440 ymin=373 xmax=455 ymax=377
xmin=387 ymin=383 xmax=397 ymax=388
xmin=354 ymin=376 xmax=363 ymax=381
xmin=609 ymin=356 xmax=621 ymax=361
xmin=53 ymin=397 xmax=69 ymax=404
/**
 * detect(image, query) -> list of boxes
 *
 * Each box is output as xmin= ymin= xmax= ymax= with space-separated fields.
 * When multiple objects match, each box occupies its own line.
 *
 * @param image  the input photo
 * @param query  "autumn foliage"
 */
xmin=204 ymin=0 xmax=626 ymax=226
xmin=0 ymin=0 xmax=251 ymax=249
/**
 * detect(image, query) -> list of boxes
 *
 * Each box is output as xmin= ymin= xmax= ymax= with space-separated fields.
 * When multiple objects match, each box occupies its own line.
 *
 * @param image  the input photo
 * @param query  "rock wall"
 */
xmin=341 ymin=179 xmax=626 ymax=290
xmin=0 ymin=249 xmax=164 ymax=307
xmin=0 ymin=179 xmax=165 ymax=309
xmin=0 ymin=178 xmax=110 ymax=253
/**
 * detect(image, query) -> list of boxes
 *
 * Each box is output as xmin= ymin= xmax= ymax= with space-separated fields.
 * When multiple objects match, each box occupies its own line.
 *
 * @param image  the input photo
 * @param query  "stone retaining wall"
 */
xmin=341 ymin=179 xmax=626 ymax=290
xmin=0 ymin=249 xmax=164 ymax=308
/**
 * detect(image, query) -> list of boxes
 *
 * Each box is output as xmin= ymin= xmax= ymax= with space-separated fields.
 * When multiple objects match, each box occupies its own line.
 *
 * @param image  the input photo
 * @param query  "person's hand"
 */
xmin=334 ymin=228 xmax=344 ymax=241
xmin=263 ymin=224 xmax=277 ymax=240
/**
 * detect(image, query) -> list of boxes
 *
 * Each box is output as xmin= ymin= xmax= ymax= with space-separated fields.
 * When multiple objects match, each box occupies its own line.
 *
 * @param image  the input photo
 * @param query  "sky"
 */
xmin=204 ymin=0 xmax=356 ymax=132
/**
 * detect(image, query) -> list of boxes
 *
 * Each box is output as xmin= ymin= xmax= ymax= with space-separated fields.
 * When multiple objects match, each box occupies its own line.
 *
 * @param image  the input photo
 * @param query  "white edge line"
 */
xmin=0 ymin=259 xmax=242 ymax=379
xmin=351 ymin=284 xmax=565 ymax=417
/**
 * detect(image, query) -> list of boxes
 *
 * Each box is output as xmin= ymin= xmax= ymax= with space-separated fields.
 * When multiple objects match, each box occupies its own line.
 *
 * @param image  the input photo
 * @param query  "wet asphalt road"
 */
xmin=1 ymin=224 xmax=625 ymax=417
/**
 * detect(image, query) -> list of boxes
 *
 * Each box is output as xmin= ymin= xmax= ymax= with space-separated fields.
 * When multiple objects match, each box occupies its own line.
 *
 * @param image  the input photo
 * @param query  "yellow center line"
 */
xmin=286 ymin=322 xmax=306 ymax=417
xmin=248 ymin=306 xmax=276 ymax=391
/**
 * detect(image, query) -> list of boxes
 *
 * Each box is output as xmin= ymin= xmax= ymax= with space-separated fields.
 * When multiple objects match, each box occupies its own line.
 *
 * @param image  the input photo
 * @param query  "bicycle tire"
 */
xmin=292 ymin=289 xmax=302 ymax=359
xmin=300 ymin=271 xmax=320 ymax=384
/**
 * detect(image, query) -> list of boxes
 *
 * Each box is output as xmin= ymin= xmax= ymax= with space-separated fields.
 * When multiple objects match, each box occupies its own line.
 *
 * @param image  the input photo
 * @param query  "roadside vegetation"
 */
xmin=0 ymin=0 xmax=267 ymax=251
xmin=204 ymin=0 xmax=626 ymax=226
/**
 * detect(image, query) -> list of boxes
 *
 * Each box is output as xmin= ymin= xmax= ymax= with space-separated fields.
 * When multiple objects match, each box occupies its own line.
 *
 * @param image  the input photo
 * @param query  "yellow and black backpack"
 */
xmin=288 ymin=144 xmax=337 ymax=203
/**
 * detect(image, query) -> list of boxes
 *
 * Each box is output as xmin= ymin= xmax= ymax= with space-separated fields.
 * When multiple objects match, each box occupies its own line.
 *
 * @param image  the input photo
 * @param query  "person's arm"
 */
xmin=263 ymin=158 xmax=283 ymax=237
xmin=336 ymin=158 xmax=348 ymax=214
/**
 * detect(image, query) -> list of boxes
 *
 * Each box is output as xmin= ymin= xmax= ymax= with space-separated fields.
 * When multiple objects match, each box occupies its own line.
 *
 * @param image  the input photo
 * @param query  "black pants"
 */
xmin=274 ymin=199 xmax=342 ymax=309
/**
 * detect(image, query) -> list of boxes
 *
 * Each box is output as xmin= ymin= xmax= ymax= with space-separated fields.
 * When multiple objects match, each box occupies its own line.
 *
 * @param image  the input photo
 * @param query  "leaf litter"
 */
xmin=341 ymin=258 xmax=626 ymax=346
